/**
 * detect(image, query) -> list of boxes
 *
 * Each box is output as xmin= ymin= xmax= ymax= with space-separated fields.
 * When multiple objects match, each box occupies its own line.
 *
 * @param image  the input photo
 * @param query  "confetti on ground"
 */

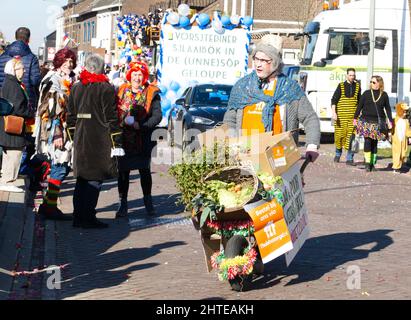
xmin=12 ymin=264 xmax=69 ymax=277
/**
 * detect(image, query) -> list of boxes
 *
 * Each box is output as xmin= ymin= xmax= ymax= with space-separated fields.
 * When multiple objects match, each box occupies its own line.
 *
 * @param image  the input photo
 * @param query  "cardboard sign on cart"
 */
xmin=244 ymin=198 xmax=293 ymax=264
xmin=196 ymin=128 xmax=309 ymax=270
xmin=281 ymin=162 xmax=310 ymax=266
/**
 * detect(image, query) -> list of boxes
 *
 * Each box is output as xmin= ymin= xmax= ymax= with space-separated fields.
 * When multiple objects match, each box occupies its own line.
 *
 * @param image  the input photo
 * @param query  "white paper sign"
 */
xmin=280 ymin=162 xmax=310 ymax=266
xmin=159 ymin=24 xmax=249 ymax=86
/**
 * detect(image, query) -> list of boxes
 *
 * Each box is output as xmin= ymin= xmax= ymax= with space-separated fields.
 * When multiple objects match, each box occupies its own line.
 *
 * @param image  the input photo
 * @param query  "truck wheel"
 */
xmin=225 ymin=235 xmax=252 ymax=292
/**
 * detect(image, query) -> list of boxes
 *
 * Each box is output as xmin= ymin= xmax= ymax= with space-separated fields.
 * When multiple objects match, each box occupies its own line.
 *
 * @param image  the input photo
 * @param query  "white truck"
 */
xmin=298 ymin=0 xmax=411 ymax=133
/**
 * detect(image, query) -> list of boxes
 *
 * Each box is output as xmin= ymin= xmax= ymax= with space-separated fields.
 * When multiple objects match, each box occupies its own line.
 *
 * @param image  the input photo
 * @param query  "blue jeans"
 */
xmin=50 ymin=163 xmax=70 ymax=181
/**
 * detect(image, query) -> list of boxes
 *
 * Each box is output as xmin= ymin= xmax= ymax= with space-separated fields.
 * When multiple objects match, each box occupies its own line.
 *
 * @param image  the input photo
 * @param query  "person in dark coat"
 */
xmin=67 ymin=54 xmax=124 ymax=229
xmin=353 ymin=75 xmax=393 ymax=172
xmin=0 ymin=27 xmax=41 ymax=110
xmin=0 ymin=58 xmax=35 ymax=192
xmin=115 ymin=61 xmax=162 ymax=217
xmin=0 ymin=28 xmax=41 ymax=180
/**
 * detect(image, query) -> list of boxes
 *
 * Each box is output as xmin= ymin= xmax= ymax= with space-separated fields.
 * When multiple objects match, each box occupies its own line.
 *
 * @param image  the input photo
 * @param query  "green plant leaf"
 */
xmin=200 ymin=206 xmax=211 ymax=228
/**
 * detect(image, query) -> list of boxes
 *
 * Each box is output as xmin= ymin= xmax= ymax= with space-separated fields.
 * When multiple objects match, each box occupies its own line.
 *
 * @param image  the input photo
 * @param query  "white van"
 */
xmin=298 ymin=0 xmax=411 ymax=133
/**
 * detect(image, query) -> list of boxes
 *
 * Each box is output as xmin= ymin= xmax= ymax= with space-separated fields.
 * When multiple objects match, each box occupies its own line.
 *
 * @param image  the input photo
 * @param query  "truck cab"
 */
xmin=299 ymin=0 xmax=411 ymax=133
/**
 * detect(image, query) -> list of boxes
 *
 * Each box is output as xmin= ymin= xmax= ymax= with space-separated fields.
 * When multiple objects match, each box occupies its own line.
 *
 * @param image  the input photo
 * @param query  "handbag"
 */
xmin=4 ymin=115 xmax=24 ymax=135
xmin=0 ymin=97 xmax=14 ymax=116
xmin=349 ymin=134 xmax=360 ymax=153
xmin=372 ymin=95 xmax=389 ymax=135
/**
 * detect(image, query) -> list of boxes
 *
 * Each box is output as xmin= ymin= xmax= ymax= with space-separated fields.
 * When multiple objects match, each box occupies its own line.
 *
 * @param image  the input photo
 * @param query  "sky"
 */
xmin=0 ymin=0 xmax=67 ymax=55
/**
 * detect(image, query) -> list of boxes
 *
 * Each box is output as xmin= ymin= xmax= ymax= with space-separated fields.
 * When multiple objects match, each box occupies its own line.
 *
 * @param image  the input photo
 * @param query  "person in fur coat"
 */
xmin=391 ymin=102 xmax=411 ymax=173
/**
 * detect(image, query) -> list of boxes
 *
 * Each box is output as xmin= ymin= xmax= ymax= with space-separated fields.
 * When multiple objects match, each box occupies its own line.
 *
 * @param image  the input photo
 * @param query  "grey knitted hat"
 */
xmin=252 ymin=34 xmax=283 ymax=67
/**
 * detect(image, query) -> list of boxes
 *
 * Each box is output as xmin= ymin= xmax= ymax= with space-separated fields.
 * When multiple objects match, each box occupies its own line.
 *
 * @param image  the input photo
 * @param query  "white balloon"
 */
xmin=166 ymin=90 xmax=177 ymax=102
xmin=190 ymin=13 xmax=198 ymax=24
xmin=177 ymin=4 xmax=190 ymax=16
xmin=212 ymin=20 xmax=225 ymax=34
xmin=230 ymin=15 xmax=240 ymax=25
xmin=167 ymin=12 xmax=179 ymax=25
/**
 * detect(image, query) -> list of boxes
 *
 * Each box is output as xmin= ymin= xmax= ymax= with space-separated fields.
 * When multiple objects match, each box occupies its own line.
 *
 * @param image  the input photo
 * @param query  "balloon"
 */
xmin=212 ymin=20 xmax=225 ymax=34
xmin=177 ymin=88 xmax=185 ymax=98
xmin=125 ymin=116 xmax=135 ymax=126
xmin=230 ymin=15 xmax=240 ymax=25
xmin=221 ymin=15 xmax=231 ymax=27
xmin=158 ymin=85 xmax=167 ymax=95
xmin=137 ymin=48 xmax=142 ymax=54
xmin=197 ymin=13 xmax=210 ymax=27
xmin=166 ymin=90 xmax=177 ymax=102
xmin=243 ymin=16 xmax=253 ymax=27
xmin=167 ymin=12 xmax=179 ymax=25
xmin=169 ymin=81 xmax=180 ymax=92
xmin=190 ymin=13 xmax=198 ymax=24
xmin=177 ymin=3 xmax=190 ymax=16
xmin=179 ymin=16 xmax=190 ymax=28
xmin=161 ymin=99 xmax=171 ymax=110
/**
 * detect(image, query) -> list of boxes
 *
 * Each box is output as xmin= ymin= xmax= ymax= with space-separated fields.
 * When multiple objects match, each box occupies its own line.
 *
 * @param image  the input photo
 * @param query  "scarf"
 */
xmin=227 ymin=71 xmax=305 ymax=132
xmin=79 ymin=69 xmax=109 ymax=85
xmin=117 ymin=84 xmax=150 ymax=153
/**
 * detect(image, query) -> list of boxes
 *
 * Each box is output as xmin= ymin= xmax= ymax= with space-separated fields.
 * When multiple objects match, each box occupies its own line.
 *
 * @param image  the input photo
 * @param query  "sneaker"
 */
xmin=0 ymin=185 xmax=24 ymax=193
xmin=393 ymin=169 xmax=401 ymax=174
xmin=333 ymin=156 xmax=340 ymax=163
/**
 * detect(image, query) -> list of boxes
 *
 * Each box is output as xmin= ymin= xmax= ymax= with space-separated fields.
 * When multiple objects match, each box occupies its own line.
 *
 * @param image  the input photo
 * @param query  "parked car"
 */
xmin=167 ymin=83 xmax=233 ymax=149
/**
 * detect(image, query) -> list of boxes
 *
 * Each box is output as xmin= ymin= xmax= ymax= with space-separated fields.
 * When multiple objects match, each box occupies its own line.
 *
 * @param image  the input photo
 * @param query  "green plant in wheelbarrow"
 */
xmin=168 ymin=142 xmax=240 ymax=210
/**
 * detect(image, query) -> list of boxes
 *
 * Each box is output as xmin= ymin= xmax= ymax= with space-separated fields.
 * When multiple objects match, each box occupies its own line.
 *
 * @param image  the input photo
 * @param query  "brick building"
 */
xmin=57 ymin=0 xmax=121 ymax=65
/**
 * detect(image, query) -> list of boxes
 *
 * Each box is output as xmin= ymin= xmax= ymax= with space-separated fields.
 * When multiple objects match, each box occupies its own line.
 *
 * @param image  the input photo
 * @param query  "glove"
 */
xmin=111 ymin=148 xmax=125 ymax=157
xmin=305 ymin=144 xmax=319 ymax=163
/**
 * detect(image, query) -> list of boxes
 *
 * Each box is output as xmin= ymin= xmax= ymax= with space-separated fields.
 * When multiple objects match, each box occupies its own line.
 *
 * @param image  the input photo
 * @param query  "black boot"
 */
xmin=143 ymin=195 xmax=156 ymax=216
xmin=365 ymin=163 xmax=372 ymax=172
xmin=115 ymin=199 xmax=128 ymax=218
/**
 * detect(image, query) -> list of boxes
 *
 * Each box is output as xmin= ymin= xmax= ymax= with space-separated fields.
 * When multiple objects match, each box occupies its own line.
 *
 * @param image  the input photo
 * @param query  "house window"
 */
xmin=92 ymin=21 xmax=95 ymax=39
xmin=88 ymin=22 xmax=91 ymax=42
xmin=84 ymin=22 xmax=87 ymax=42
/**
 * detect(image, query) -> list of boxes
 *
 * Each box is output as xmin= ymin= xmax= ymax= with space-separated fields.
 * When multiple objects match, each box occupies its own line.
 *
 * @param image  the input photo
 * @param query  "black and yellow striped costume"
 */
xmin=334 ymin=82 xmax=360 ymax=150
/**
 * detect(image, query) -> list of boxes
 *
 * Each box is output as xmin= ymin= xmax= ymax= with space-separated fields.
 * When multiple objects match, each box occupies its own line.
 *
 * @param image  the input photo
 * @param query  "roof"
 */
xmin=92 ymin=0 xmax=122 ymax=11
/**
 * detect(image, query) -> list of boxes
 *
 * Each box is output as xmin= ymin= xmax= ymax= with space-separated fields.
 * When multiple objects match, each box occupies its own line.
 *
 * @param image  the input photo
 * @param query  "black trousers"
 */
xmin=118 ymin=168 xmax=152 ymax=200
xmin=364 ymin=137 xmax=378 ymax=153
xmin=73 ymin=177 xmax=103 ymax=222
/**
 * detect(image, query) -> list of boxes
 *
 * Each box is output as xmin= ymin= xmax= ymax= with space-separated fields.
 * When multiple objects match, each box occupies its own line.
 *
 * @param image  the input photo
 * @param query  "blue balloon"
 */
xmin=221 ymin=15 xmax=231 ymax=27
xmin=158 ymin=85 xmax=167 ymax=95
xmin=198 ymin=13 xmax=210 ymax=27
xmin=179 ymin=16 xmax=190 ymax=28
xmin=161 ymin=99 xmax=171 ymax=110
xmin=169 ymin=81 xmax=180 ymax=92
xmin=243 ymin=16 xmax=253 ymax=27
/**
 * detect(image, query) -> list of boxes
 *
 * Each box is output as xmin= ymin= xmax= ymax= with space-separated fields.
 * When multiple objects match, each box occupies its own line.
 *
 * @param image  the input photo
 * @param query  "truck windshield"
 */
xmin=301 ymin=34 xmax=318 ymax=65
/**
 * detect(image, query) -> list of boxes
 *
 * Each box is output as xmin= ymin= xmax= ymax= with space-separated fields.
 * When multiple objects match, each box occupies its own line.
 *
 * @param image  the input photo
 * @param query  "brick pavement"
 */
xmin=2 ymin=140 xmax=411 ymax=300
xmin=43 ymin=142 xmax=411 ymax=300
